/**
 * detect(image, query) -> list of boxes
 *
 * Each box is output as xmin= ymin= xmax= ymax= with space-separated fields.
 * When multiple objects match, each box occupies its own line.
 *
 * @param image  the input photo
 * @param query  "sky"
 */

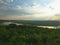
xmin=0 ymin=0 xmax=60 ymax=20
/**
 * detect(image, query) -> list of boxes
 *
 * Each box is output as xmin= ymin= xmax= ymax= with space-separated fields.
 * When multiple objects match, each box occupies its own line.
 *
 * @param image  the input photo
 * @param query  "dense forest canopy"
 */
xmin=0 ymin=24 xmax=60 ymax=45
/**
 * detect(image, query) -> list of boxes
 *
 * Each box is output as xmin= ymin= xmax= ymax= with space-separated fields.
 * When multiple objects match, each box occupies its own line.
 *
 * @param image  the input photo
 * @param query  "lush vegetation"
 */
xmin=0 ymin=24 xmax=60 ymax=45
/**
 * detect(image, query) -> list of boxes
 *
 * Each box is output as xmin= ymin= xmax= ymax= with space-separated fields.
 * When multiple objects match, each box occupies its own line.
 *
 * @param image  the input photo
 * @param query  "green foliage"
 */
xmin=0 ymin=25 xmax=60 ymax=45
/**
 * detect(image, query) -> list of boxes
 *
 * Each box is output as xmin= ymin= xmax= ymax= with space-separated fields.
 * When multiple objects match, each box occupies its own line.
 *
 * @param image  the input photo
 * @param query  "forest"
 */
xmin=0 ymin=24 xmax=60 ymax=45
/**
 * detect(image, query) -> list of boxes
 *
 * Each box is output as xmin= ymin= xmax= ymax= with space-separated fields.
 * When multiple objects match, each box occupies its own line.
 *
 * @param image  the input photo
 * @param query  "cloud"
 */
xmin=0 ymin=13 xmax=53 ymax=20
xmin=6 ymin=0 xmax=13 ymax=2
xmin=0 ymin=14 xmax=32 ymax=20
xmin=47 ymin=0 xmax=60 ymax=14
xmin=0 ymin=0 xmax=53 ymax=14
xmin=0 ymin=0 xmax=60 ymax=20
xmin=50 ymin=14 xmax=60 ymax=20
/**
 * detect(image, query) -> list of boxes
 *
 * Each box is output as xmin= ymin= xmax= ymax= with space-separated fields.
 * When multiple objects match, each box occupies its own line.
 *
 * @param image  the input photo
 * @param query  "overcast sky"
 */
xmin=0 ymin=0 xmax=60 ymax=20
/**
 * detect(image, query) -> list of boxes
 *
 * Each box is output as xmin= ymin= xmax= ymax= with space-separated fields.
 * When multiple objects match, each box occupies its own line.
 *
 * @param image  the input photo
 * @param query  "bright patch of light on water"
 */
xmin=37 ymin=26 xmax=57 ymax=29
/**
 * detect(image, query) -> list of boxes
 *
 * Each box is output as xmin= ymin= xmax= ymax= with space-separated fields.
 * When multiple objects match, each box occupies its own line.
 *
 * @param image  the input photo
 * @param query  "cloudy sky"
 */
xmin=0 ymin=0 xmax=60 ymax=20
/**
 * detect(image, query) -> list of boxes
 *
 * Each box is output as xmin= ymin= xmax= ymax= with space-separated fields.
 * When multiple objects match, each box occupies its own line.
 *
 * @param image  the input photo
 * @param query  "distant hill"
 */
xmin=0 ymin=20 xmax=60 ymax=26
